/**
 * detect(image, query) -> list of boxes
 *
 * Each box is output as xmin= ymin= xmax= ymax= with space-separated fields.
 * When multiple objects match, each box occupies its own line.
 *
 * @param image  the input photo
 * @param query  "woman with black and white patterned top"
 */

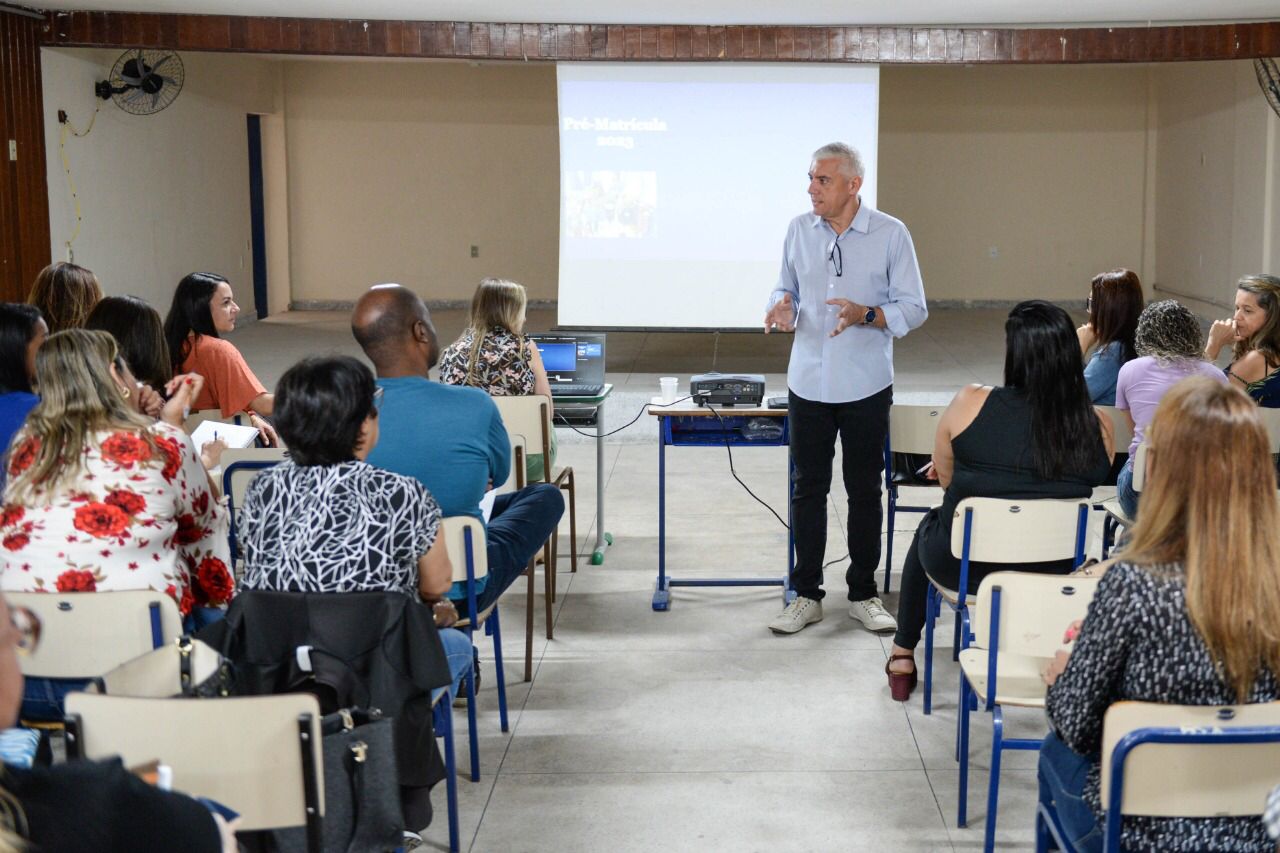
xmin=237 ymin=356 xmax=473 ymax=694
xmin=1040 ymin=377 xmax=1280 ymax=852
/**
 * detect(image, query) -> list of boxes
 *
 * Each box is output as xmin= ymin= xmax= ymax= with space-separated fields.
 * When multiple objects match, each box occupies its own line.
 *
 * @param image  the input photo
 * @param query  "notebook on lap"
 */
xmin=528 ymin=333 xmax=606 ymax=397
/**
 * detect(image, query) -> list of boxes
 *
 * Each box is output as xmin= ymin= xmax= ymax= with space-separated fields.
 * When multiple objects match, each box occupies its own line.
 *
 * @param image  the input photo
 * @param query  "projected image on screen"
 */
xmin=565 ymin=171 xmax=657 ymax=238
xmin=557 ymin=63 xmax=880 ymax=329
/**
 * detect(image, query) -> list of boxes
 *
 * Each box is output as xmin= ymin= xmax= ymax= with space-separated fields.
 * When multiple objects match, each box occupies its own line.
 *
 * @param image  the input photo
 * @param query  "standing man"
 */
xmin=764 ymin=142 xmax=927 ymax=635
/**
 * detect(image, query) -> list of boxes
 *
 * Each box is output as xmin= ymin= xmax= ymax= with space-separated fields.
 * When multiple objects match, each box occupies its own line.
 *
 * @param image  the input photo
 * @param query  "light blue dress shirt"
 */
xmin=768 ymin=201 xmax=928 ymax=403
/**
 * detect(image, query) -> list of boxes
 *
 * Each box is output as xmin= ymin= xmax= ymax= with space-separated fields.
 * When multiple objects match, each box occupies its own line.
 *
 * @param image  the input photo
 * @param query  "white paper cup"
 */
xmin=659 ymin=377 xmax=679 ymax=404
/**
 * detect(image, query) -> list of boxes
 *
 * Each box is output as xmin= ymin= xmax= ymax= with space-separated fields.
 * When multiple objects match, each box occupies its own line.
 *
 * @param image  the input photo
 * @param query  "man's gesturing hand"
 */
xmin=764 ymin=293 xmax=797 ymax=334
xmin=826 ymin=298 xmax=869 ymax=337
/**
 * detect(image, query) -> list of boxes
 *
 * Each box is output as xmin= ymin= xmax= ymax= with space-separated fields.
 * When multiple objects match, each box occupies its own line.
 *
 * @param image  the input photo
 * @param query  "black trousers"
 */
xmin=788 ymin=385 xmax=892 ymax=602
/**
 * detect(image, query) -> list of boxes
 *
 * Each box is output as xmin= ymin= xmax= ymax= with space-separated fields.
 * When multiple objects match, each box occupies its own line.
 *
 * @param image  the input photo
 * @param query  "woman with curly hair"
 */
xmin=1205 ymin=274 xmax=1280 ymax=406
xmin=1114 ymin=300 xmax=1227 ymax=516
xmin=0 ymin=331 xmax=232 ymax=653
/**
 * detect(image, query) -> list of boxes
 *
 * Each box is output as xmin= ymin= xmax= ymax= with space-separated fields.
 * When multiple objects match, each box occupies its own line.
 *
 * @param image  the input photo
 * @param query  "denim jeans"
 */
xmin=436 ymin=627 xmax=473 ymax=698
xmin=1116 ymin=456 xmax=1139 ymax=519
xmin=787 ymin=386 xmax=892 ymax=602
xmin=1038 ymin=731 xmax=1104 ymax=852
xmin=459 ymin=483 xmax=564 ymax=616
xmin=22 ymin=677 xmax=90 ymax=723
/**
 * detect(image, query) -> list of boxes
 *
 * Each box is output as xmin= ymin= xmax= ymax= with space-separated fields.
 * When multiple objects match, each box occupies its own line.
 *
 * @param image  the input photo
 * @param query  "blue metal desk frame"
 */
xmin=650 ymin=403 xmax=795 ymax=611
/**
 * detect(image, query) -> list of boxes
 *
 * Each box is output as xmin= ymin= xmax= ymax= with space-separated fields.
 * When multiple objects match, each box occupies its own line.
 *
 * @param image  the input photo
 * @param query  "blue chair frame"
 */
xmin=1035 ymin=720 xmax=1280 ymax=852
xmin=222 ymin=458 xmax=283 ymax=565
xmin=956 ymin=512 xmax=1089 ymax=853
xmin=923 ymin=503 xmax=1089 ymax=716
xmin=431 ymin=689 xmax=461 ymax=853
xmin=456 ymin=522 xmax=511 ymax=775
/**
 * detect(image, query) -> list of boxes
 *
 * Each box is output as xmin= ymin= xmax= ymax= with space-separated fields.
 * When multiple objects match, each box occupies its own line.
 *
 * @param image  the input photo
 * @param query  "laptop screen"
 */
xmin=529 ymin=333 xmax=606 ymax=384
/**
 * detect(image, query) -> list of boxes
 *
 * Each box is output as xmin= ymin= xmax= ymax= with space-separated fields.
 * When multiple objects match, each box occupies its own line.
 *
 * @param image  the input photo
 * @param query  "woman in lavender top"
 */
xmin=1114 ymin=300 xmax=1227 ymax=517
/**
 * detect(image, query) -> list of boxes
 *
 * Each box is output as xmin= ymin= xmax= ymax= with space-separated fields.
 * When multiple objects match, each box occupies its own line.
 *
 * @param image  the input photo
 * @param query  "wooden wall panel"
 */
xmin=0 ymin=10 xmax=52 ymax=304
xmin=39 ymin=14 xmax=1280 ymax=65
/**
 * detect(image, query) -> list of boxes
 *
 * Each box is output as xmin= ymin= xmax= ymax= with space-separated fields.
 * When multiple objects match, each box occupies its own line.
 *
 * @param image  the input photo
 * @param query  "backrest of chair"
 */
xmin=1255 ymin=407 xmax=1280 ymax=455
xmin=1096 ymin=406 xmax=1134 ymax=460
xmin=220 ymin=448 xmax=289 ymax=509
xmin=1130 ymin=442 xmax=1148 ymax=493
xmin=949 ymin=497 xmax=1090 ymax=565
xmin=970 ymin=571 xmax=1099 ymax=653
xmin=1100 ymin=700 xmax=1280 ymax=817
xmin=9 ymin=591 xmax=182 ymax=679
xmin=65 ymin=692 xmax=323 ymax=831
xmin=441 ymin=515 xmax=489 ymax=583
xmin=490 ymin=395 xmax=552 ymax=482
xmin=888 ymin=404 xmax=945 ymax=455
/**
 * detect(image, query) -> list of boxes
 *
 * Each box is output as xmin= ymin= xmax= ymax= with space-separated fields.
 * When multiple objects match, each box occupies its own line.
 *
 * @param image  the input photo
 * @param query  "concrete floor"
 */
xmin=228 ymin=307 xmax=1069 ymax=852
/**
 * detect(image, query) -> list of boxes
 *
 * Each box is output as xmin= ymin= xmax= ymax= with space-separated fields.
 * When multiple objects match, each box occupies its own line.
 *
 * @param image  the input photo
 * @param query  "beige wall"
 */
xmin=41 ymin=53 xmax=1277 ymax=314
xmin=878 ymin=64 xmax=1152 ymax=303
xmin=1150 ymin=59 xmax=1279 ymax=315
xmin=41 ymin=48 xmax=281 ymax=313
xmin=281 ymin=60 xmax=560 ymax=305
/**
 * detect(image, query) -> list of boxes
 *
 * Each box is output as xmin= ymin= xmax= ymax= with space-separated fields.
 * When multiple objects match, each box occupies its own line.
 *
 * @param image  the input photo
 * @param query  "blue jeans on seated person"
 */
xmin=437 ymin=627 xmax=472 ymax=698
xmin=22 ymin=677 xmax=90 ymax=723
xmin=1116 ymin=457 xmax=1139 ymax=519
xmin=455 ymin=483 xmax=565 ymax=617
xmin=1039 ymin=731 xmax=1104 ymax=852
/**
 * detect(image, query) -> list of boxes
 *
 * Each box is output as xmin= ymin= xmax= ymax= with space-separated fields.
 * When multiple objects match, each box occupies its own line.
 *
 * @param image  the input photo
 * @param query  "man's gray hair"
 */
xmin=812 ymin=142 xmax=865 ymax=179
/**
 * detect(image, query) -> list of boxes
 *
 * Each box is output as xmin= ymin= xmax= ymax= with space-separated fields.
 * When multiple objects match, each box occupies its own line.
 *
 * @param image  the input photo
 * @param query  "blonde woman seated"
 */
xmin=0 ymin=330 xmax=231 ymax=624
xmin=1040 ymin=378 xmax=1280 ymax=852
xmin=438 ymin=277 xmax=556 ymax=481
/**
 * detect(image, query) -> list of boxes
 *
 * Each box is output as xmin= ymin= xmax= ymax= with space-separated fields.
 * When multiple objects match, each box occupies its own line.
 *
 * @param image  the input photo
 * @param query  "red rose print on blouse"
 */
xmin=72 ymin=502 xmax=130 ymax=540
xmin=104 ymin=488 xmax=146 ymax=517
xmin=173 ymin=514 xmax=205 ymax=546
xmin=7 ymin=436 xmax=39 ymax=476
xmin=196 ymin=556 xmax=234 ymax=605
xmin=178 ymin=583 xmax=195 ymax=616
xmin=192 ymin=491 xmax=209 ymax=517
xmin=0 ymin=505 xmax=23 ymax=529
xmin=55 ymin=569 xmax=97 ymax=592
xmin=100 ymin=432 xmax=152 ymax=468
xmin=2 ymin=532 xmax=29 ymax=551
xmin=154 ymin=436 xmax=182 ymax=481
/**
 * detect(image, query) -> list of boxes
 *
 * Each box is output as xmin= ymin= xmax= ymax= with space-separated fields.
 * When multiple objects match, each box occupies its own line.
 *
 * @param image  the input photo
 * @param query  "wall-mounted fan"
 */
xmin=94 ymin=49 xmax=184 ymax=115
xmin=1256 ymin=58 xmax=1280 ymax=119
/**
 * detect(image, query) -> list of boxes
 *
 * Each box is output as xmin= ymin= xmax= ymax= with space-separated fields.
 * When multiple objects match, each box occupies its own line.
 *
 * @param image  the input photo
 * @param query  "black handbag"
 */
xmin=275 ymin=707 xmax=403 ymax=853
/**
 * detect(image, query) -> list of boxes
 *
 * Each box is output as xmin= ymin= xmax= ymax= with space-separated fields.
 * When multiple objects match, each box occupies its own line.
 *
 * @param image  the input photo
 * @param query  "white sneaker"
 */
xmin=848 ymin=597 xmax=897 ymax=633
xmin=768 ymin=596 xmax=823 ymax=634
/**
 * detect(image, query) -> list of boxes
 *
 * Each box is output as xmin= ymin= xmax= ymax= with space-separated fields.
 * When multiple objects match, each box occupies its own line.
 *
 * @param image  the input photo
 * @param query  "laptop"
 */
xmin=528 ymin=333 xmax=606 ymax=397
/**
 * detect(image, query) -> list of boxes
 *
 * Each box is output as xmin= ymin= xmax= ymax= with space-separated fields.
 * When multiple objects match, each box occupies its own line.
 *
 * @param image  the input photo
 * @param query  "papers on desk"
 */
xmin=189 ymin=419 xmax=259 ymax=450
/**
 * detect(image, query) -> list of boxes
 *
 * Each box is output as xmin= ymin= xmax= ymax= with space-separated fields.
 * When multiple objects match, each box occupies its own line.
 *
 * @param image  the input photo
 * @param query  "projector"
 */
xmin=690 ymin=372 xmax=766 ymax=407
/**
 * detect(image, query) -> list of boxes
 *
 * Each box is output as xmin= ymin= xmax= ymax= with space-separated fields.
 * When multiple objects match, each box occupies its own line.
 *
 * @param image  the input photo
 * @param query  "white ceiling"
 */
xmin=31 ymin=0 xmax=1280 ymax=27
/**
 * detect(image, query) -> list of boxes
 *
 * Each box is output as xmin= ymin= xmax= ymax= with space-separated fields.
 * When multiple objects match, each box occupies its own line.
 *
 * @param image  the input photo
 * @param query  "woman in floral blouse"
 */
xmin=0 ymin=329 xmax=232 ymax=625
xmin=438 ymin=277 xmax=557 ymax=481
xmin=1040 ymin=377 xmax=1280 ymax=852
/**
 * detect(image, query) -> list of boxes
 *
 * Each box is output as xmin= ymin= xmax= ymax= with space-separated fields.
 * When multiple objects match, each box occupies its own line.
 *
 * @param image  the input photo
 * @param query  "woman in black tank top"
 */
xmin=885 ymin=301 xmax=1113 ymax=701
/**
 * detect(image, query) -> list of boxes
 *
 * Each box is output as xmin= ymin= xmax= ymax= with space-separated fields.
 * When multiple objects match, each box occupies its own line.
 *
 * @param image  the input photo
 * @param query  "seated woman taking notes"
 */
xmin=163 ymin=273 xmax=277 ymax=445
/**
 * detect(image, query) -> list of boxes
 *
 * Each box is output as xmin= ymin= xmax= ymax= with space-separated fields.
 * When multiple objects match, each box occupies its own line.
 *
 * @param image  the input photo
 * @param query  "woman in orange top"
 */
xmin=163 ymin=273 xmax=277 ymax=445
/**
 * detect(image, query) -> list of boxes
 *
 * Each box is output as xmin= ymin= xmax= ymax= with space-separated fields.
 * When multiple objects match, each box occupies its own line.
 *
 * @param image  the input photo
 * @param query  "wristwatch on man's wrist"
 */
xmin=862 ymin=307 xmax=877 ymax=325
